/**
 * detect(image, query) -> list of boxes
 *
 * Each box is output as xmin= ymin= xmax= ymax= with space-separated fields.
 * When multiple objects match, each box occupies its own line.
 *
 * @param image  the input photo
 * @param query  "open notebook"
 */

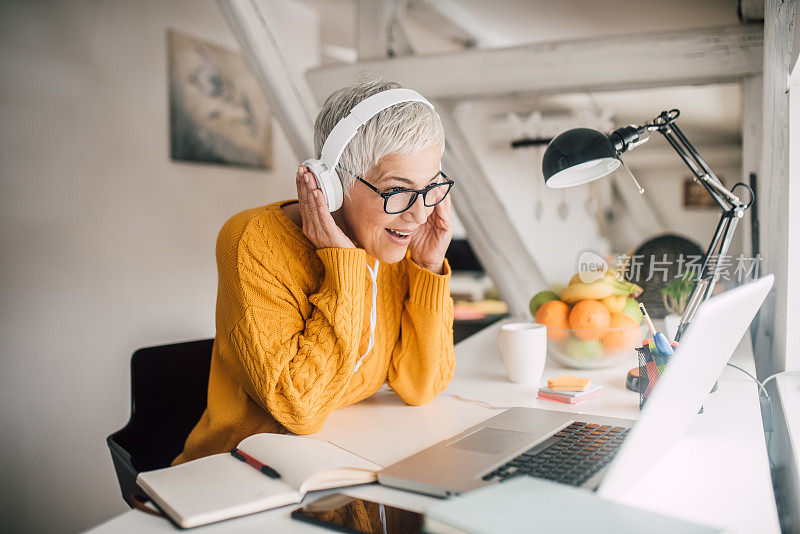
xmin=137 ymin=433 xmax=382 ymax=528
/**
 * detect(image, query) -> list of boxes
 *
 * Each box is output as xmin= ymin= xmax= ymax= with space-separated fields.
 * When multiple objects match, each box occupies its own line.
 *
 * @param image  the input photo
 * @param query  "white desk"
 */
xmin=86 ymin=320 xmax=779 ymax=534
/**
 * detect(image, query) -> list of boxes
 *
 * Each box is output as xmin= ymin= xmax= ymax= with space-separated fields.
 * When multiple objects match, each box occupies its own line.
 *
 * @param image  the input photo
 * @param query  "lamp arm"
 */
xmin=674 ymin=209 xmax=742 ymax=341
xmin=655 ymin=128 xmax=731 ymax=211
xmin=609 ymin=110 xmax=755 ymax=342
xmin=645 ymin=110 xmax=746 ymax=210
xmin=609 ymin=112 xmax=743 ymax=211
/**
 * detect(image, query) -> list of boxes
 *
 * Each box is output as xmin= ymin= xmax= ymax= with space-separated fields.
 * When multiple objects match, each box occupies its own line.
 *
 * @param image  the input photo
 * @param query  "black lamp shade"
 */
xmin=542 ymin=128 xmax=621 ymax=188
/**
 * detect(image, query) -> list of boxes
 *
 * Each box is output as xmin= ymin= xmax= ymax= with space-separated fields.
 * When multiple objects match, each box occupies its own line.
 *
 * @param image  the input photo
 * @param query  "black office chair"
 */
xmin=107 ymin=338 xmax=213 ymax=507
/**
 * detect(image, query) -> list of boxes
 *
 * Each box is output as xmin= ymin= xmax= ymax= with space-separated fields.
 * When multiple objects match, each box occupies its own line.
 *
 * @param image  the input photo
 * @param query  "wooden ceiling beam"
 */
xmin=738 ymin=0 xmax=765 ymax=22
xmin=307 ymin=24 xmax=763 ymax=104
xmin=406 ymin=0 xmax=514 ymax=49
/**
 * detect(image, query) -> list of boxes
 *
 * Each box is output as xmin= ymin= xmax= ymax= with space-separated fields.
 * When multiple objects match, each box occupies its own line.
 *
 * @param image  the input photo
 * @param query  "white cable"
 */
xmin=379 ymin=502 xmax=387 ymax=534
xmin=725 ymin=368 xmax=799 ymax=395
xmin=445 ymin=394 xmax=513 ymax=410
xmin=726 ymin=363 xmax=770 ymax=399
xmin=761 ymin=371 xmax=798 ymax=390
xmin=353 ymin=260 xmax=379 ymax=374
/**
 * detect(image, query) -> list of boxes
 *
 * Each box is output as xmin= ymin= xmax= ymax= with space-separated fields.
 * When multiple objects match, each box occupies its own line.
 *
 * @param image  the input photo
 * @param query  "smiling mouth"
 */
xmin=386 ymin=228 xmax=412 ymax=239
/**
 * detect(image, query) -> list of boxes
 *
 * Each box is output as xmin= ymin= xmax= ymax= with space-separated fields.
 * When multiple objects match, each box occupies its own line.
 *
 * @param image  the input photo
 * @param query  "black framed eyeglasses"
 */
xmin=339 ymin=166 xmax=455 ymax=214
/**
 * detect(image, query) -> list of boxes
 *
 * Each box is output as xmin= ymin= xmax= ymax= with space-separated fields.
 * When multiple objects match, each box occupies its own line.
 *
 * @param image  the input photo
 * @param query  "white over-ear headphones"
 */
xmin=302 ymin=88 xmax=437 ymax=212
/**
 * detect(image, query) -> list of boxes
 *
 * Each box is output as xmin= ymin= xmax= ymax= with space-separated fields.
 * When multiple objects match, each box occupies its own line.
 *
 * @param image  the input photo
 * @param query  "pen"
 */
xmin=230 ymin=448 xmax=281 ymax=479
xmin=639 ymin=303 xmax=674 ymax=356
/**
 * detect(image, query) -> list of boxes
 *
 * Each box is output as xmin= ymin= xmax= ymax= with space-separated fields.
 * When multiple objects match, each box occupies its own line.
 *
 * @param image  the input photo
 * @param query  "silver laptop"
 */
xmin=379 ymin=275 xmax=774 ymax=498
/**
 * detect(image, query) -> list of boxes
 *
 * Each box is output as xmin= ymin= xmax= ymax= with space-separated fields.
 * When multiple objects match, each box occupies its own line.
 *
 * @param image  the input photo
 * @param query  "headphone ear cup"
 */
xmin=319 ymin=169 xmax=344 ymax=212
xmin=324 ymin=169 xmax=344 ymax=211
xmin=300 ymin=159 xmax=342 ymax=212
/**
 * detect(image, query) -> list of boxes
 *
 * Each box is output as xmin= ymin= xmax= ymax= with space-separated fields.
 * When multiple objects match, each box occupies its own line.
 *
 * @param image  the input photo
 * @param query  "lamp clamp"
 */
xmin=608 ymin=124 xmax=649 ymax=153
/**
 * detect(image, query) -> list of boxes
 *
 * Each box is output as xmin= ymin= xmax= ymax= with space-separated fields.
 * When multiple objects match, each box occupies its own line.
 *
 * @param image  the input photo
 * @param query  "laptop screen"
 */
xmin=597 ymin=275 xmax=773 ymax=498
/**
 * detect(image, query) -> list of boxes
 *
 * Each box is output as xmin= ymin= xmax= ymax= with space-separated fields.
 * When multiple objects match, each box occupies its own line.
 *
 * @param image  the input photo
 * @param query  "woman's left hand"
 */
xmin=409 ymin=194 xmax=454 ymax=274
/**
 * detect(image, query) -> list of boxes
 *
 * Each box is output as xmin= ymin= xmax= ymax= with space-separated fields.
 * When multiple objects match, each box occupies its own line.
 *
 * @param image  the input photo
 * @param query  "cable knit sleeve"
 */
xmin=230 ymin=244 xmax=369 ymax=435
xmin=387 ymin=255 xmax=455 ymax=405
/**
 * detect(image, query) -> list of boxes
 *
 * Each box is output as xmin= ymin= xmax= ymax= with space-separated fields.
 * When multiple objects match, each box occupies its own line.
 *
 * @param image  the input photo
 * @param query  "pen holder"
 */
xmin=636 ymin=348 xmax=670 ymax=409
xmin=636 ymin=346 xmax=720 ymax=412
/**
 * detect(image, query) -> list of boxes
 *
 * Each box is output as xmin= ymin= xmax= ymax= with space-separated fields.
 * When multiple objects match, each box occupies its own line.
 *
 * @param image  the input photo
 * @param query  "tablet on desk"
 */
xmin=291 ymin=493 xmax=423 ymax=534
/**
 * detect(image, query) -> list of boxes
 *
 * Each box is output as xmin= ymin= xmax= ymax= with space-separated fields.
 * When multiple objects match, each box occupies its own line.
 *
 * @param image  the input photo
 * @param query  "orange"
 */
xmin=603 ymin=312 xmax=640 ymax=351
xmin=535 ymin=300 xmax=570 ymax=340
xmin=569 ymin=299 xmax=611 ymax=339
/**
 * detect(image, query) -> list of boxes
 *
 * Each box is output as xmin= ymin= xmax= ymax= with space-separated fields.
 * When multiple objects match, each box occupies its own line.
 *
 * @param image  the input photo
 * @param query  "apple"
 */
xmin=621 ymin=298 xmax=644 ymax=325
xmin=565 ymin=338 xmax=603 ymax=361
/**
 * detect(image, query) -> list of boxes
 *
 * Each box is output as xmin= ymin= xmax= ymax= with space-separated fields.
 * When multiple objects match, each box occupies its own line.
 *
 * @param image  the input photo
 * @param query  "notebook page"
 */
xmin=239 ymin=434 xmax=381 ymax=492
xmin=137 ymin=453 xmax=300 ymax=528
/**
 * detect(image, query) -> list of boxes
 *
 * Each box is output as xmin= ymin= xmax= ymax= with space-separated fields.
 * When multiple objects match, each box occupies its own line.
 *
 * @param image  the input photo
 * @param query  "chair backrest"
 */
xmin=107 ymin=338 xmax=213 ymax=505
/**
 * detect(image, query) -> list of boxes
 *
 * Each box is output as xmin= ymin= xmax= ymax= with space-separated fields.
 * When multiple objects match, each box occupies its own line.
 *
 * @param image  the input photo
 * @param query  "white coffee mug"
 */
xmin=497 ymin=322 xmax=547 ymax=384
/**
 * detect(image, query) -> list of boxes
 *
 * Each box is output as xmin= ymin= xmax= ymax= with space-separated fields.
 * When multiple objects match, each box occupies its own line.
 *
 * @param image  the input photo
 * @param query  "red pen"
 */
xmin=230 ymin=448 xmax=281 ymax=479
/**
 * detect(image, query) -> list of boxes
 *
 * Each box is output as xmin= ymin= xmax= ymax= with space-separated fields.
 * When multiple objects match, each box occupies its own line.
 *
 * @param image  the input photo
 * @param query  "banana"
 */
xmin=569 ymin=270 xmax=603 ymax=285
xmin=561 ymin=280 xmax=615 ymax=302
xmin=569 ymin=267 xmax=617 ymax=286
xmin=561 ymin=275 xmax=642 ymax=304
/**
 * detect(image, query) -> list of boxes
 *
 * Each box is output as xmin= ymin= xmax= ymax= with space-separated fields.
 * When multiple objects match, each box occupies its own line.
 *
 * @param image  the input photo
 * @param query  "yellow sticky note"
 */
xmin=547 ymin=375 xmax=591 ymax=390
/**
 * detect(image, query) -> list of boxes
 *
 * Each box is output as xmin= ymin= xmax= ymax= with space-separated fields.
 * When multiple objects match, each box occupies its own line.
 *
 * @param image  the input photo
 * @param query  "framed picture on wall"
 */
xmin=168 ymin=29 xmax=273 ymax=169
xmin=682 ymin=175 xmax=726 ymax=208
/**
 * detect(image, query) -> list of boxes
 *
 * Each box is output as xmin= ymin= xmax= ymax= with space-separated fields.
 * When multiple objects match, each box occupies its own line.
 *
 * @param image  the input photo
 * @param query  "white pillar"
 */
xmin=754 ymin=0 xmax=796 ymax=376
xmin=438 ymin=103 xmax=548 ymax=318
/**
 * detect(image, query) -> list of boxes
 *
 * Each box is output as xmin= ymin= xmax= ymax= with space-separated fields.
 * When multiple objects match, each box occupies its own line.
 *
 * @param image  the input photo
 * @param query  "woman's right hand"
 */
xmin=296 ymin=166 xmax=356 ymax=250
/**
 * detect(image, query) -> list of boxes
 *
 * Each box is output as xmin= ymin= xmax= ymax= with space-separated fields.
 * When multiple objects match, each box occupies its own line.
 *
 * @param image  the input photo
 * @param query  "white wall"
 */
xmin=0 ymin=1 xmax=319 ymax=532
xmin=456 ymin=100 xmax=611 ymax=284
xmin=635 ymin=166 xmax=746 ymax=258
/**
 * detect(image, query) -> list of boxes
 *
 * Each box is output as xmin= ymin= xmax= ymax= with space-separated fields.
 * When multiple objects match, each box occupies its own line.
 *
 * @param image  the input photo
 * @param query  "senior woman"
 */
xmin=173 ymin=78 xmax=455 ymax=465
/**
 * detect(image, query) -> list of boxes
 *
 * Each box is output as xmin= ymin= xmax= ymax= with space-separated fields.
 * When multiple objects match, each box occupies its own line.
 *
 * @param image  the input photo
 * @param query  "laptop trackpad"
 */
xmin=448 ymin=427 xmax=534 ymax=455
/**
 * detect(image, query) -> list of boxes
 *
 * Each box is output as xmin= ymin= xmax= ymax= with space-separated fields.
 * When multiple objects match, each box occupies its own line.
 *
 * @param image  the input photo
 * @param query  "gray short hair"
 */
xmin=313 ymin=76 xmax=445 ymax=197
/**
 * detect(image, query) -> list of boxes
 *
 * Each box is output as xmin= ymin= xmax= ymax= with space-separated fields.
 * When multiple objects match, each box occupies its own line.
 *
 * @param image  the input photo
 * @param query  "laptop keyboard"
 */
xmin=480 ymin=421 xmax=630 ymax=487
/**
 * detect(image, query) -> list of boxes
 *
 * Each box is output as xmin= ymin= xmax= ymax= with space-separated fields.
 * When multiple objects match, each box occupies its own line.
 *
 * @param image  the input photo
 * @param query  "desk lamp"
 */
xmin=542 ymin=109 xmax=754 ymax=341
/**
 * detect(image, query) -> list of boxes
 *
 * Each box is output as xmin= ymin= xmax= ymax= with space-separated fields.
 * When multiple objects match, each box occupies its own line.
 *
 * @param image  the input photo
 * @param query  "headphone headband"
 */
xmin=302 ymin=88 xmax=437 ymax=212
xmin=320 ymin=88 xmax=436 ymax=170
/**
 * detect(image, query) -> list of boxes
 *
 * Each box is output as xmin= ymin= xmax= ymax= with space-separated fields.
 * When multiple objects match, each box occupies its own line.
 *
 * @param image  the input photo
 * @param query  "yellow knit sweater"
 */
xmin=173 ymin=200 xmax=455 ymax=465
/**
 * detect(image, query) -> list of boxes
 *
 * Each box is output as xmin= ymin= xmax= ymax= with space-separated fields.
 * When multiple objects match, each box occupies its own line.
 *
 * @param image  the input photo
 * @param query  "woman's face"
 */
xmin=337 ymin=144 xmax=442 ymax=264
